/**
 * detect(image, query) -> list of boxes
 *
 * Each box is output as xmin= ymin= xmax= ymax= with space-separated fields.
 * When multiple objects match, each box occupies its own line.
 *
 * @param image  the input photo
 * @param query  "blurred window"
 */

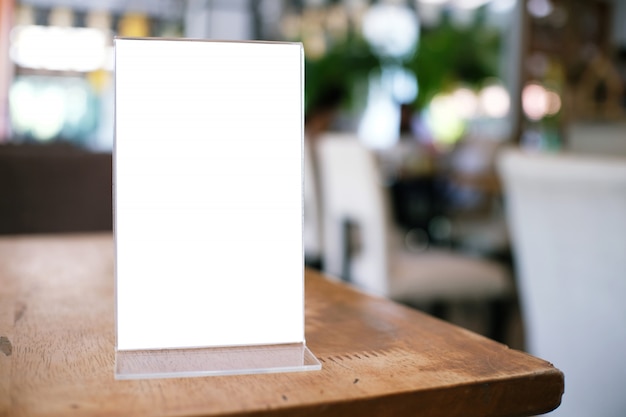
xmin=10 ymin=75 xmax=98 ymax=144
xmin=11 ymin=25 xmax=108 ymax=72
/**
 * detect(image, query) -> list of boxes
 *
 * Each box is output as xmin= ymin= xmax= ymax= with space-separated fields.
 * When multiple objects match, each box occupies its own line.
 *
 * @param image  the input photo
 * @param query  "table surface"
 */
xmin=0 ymin=233 xmax=563 ymax=417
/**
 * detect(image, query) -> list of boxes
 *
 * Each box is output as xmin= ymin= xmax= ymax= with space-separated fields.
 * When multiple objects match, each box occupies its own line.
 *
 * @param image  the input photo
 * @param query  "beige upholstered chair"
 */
xmin=316 ymin=134 xmax=512 ymax=321
xmin=498 ymin=148 xmax=626 ymax=417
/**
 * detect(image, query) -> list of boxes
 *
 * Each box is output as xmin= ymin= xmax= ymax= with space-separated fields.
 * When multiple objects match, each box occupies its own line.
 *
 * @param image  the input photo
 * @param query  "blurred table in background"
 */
xmin=377 ymin=139 xmax=510 ymax=257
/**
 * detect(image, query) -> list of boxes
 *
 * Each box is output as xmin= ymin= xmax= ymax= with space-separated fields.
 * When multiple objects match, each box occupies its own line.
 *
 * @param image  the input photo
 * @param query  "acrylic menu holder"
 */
xmin=113 ymin=38 xmax=320 ymax=379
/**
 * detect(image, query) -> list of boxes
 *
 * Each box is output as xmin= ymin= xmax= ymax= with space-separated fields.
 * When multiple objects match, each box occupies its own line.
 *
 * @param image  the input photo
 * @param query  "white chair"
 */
xmin=304 ymin=139 xmax=323 ymax=268
xmin=316 ymin=134 xmax=512 ymax=329
xmin=497 ymin=148 xmax=626 ymax=417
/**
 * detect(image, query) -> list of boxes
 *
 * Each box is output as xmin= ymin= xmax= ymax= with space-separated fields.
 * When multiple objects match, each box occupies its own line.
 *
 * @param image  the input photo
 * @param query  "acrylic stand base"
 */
xmin=115 ymin=343 xmax=321 ymax=380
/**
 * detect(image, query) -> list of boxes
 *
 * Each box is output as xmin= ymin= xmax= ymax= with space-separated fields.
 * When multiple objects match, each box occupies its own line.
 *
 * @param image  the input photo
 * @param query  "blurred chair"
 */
xmin=0 ymin=143 xmax=112 ymax=234
xmin=304 ymin=139 xmax=323 ymax=269
xmin=444 ymin=137 xmax=511 ymax=257
xmin=497 ymin=148 xmax=626 ymax=417
xmin=316 ymin=134 xmax=512 ymax=338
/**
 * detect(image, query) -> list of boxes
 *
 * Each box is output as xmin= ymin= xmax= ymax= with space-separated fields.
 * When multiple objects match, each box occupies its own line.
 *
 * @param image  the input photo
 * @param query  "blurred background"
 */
xmin=1 ymin=2 xmax=625 ymax=414
xmin=1 ymin=3 xmax=626 ymax=413
xmin=1 ymin=0 xmax=624 ymax=151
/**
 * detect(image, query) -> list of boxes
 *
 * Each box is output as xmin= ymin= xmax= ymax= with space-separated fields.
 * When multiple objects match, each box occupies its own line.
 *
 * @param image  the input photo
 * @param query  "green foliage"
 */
xmin=302 ymin=8 xmax=501 ymax=116
xmin=406 ymin=11 xmax=501 ymax=110
xmin=304 ymin=32 xmax=380 ymax=116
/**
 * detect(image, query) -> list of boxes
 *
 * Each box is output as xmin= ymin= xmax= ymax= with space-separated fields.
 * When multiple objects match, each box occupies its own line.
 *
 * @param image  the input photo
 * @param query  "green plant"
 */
xmin=304 ymin=31 xmax=380 ymax=117
xmin=406 ymin=10 xmax=501 ymax=110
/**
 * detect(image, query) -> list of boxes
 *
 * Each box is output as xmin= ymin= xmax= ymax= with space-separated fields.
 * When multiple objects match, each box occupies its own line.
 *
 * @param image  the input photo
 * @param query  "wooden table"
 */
xmin=0 ymin=233 xmax=563 ymax=417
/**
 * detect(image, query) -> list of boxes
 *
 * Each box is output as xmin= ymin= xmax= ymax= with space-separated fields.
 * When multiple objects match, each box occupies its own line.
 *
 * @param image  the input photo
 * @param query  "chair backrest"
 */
xmin=303 ymin=139 xmax=322 ymax=264
xmin=317 ymin=134 xmax=390 ymax=295
xmin=497 ymin=148 xmax=626 ymax=417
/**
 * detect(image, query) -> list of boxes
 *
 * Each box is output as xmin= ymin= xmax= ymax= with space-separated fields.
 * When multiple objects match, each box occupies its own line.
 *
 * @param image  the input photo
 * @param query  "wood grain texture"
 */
xmin=0 ymin=234 xmax=563 ymax=417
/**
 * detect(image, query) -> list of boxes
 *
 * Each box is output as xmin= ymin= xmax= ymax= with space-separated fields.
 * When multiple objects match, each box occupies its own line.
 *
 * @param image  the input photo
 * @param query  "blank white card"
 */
xmin=115 ymin=39 xmax=304 ymax=351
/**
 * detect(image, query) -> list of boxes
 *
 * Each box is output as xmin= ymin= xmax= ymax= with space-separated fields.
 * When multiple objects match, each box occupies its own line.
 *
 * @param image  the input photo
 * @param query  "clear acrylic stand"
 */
xmin=115 ymin=343 xmax=321 ymax=380
xmin=114 ymin=38 xmax=319 ymax=380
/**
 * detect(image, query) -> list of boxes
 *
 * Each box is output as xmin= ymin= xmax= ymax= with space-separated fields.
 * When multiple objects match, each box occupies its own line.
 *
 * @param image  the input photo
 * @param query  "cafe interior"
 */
xmin=0 ymin=0 xmax=625 ymax=415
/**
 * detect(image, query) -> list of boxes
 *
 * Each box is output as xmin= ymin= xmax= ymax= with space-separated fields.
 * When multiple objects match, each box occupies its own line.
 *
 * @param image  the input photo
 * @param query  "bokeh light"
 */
xmin=522 ymin=83 xmax=547 ymax=120
xmin=10 ymin=25 xmax=108 ymax=72
xmin=452 ymin=87 xmax=479 ymax=119
xmin=362 ymin=3 xmax=419 ymax=58
xmin=527 ymin=0 xmax=553 ymax=18
xmin=425 ymin=93 xmax=466 ymax=147
xmin=522 ymin=82 xmax=561 ymax=120
xmin=358 ymin=80 xmax=401 ymax=149
xmin=479 ymin=83 xmax=510 ymax=118
xmin=545 ymin=90 xmax=562 ymax=116
xmin=9 ymin=77 xmax=96 ymax=142
xmin=389 ymin=67 xmax=419 ymax=104
xmin=11 ymin=79 xmax=66 ymax=141
xmin=489 ymin=0 xmax=517 ymax=13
